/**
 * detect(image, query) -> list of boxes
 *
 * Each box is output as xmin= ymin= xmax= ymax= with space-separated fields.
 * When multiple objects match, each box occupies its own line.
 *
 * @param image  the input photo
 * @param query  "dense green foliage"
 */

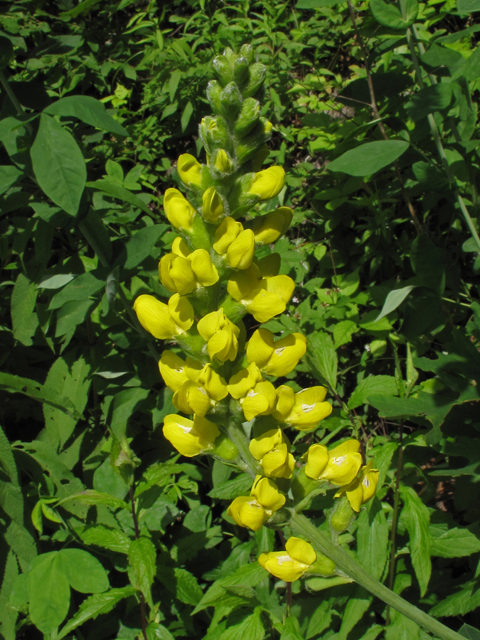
xmin=1 ymin=0 xmax=480 ymax=639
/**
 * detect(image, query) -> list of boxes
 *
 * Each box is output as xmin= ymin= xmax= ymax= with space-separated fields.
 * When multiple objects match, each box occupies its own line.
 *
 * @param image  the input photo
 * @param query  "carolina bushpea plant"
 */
xmin=132 ymin=44 xmax=465 ymax=640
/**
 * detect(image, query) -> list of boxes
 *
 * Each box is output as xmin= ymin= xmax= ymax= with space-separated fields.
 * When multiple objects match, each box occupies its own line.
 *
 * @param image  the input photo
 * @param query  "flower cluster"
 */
xmin=133 ymin=45 xmax=379 ymax=586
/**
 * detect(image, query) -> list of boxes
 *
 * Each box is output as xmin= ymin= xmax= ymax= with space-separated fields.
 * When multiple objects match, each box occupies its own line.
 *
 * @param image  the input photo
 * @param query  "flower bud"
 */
xmin=334 ymin=461 xmax=379 ymax=512
xmin=213 ymin=216 xmax=242 ymax=254
xmin=233 ymin=56 xmax=249 ymax=85
xmin=305 ymin=440 xmax=362 ymax=486
xmin=200 ymin=116 xmax=231 ymax=155
xmin=197 ymin=308 xmax=240 ymax=362
xmin=213 ymin=54 xmax=233 ymax=86
xmin=259 ymin=537 xmax=316 ymax=582
xmin=163 ymin=188 xmax=196 ymax=232
xmin=173 ymin=364 xmax=228 ymax=417
xmin=177 ymin=154 xmax=202 ymax=190
xmin=329 ymin=494 xmax=357 ymax=539
xmin=240 ymin=43 xmax=254 ymax=65
xmin=202 ymin=187 xmax=225 ymax=223
xmin=246 ymin=328 xmax=307 ymax=376
xmin=248 ymin=166 xmax=285 ymax=200
xmin=219 ymin=81 xmax=242 ymax=120
xmin=163 ymin=414 xmax=220 ymax=457
xmin=249 ymin=428 xmax=295 ymax=479
xmin=159 ymin=254 xmax=196 ymax=295
xmin=227 ymin=475 xmax=285 ymax=531
xmin=227 ymin=229 xmax=255 ymax=270
xmin=242 ymin=62 xmax=266 ymax=98
xmin=277 ymin=386 xmax=333 ymax=431
xmin=206 ymin=80 xmax=222 ymax=114
xmin=214 ymin=149 xmax=234 ymax=174
xmin=133 ymin=294 xmax=194 ymax=339
xmin=211 ymin=433 xmax=239 ymax=461
xmin=251 ymin=207 xmax=293 ymax=244
xmin=234 ymin=97 xmax=261 ymax=138
xmin=235 ymin=118 xmax=272 ymax=164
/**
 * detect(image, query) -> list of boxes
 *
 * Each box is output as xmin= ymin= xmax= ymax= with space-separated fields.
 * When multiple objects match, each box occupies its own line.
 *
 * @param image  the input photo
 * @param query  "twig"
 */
xmin=129 ymin=486 xmax=148 ymax=640
xmin=346 ymin=1 xmax=423 ymax=235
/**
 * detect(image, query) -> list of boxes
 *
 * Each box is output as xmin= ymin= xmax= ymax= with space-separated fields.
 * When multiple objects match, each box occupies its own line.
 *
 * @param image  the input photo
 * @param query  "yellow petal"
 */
xmin=227 ymin=496 xmax=268 ymax=531
xmin=213 ymin=217 xmax=242 ymax=255
xmin=207 ymin=327 xmax=238 ymax=362
xmin=185 ymin=357 xmax=204 ymax=382
xmin=197 ymin=309 xmax=223 ymax=341
xmin=228 ymin=363 xmax=263 ymax=399
xmin=173 ymin=381 xmax=212 ymax=416
xmin=202 ymin=187 xmax=224 ymax=223
xmin=322 ymin=445 xmax=362 ymax=486
xmin=171 ymin=237 xmax=190 ymax=258
xmin=168 ymin=294 xmax=195 ymax=332
xmin=273 ymin=385 xmax=295 ymax=420
xmin=246 ymin=289 xmax=287 ymax=323
xmin=249 ymin=427 xmax=284 ymax=461
xmin=246 ymin=328 xmax=275 ymax=370
xmin=133 ymin=295 xmax=177 ymax=339
xmin=248 ymin=166 xmax=285 ymax=200
xmin=285 ymin=400 xmax=333 ymax=431
xmin=345 ymin=482 xmax=364 ymax=513
xmin=158 ymin=351 xmax=189 ymax=392
xmin=189 ymin=249 xmax=219 ymax=287
xmin=252 ymin=476 xmax=285 ymax=511
xmin=285 ymin=537 xmax=316 ymax=566
xmin=197 ymin=364 xmax=228 ymax=402
xmin=261 ymin=332 xmax=307 ymax=377
xmin=163 ymin=414 xmax=219 ymax=457
xmin=159 ymin=254 xmax=196 ymax=295
xmin=227 ymin=264 xmax=262 ymax=301
xmin=265 ymin=275 xmax=295 ymax=304
xmin=305 ymin=444 xmax=329 ymax=480
xmin=360 ymin=462 xmax=379 ymax=505
xmin=227 ymin=229 xmax=255 ymax=270
xmin=214 ymin=149 xmax=234 ymax=173
xmin=260 ymin=552 xmax=308 ymax=582
xmin=163 ymin=188 xmax=196 ymax=232
xmin=252 ymin=207 xmax=293 ymax=244
xmin=262 ymin=445 xmax=295 ymax=479
xmin=177 ymin=154 xmax=202 ymax=188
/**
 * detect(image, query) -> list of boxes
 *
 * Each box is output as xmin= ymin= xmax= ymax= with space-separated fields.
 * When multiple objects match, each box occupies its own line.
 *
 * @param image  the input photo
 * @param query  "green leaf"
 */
xmin=11 ymin=273 xmax=38 ymax=346
xmin=0 ymin=551 xmax=19 ymax=640
xmin=337 ymin=587 xmax=372 ymax=639
xmin=406 ymin=84 xmax=453 ymax=121
xmin=208 ymin=473 xmax=253 ymax=499
xmin=370 ymin=0 xmax=418 ymax=29
xmin=220 ymin=607 xmax=265 ymax=640
xmin=0 ymin=35 xmax=14 ymax=69
xmin=333 ymin=320 xmax=358 ymax=348
xmin=357 ymin=498 xmax=389 ymax=580
xmin=386 ymin=608 xmax=422 ymax=640
xmin=38 ymin=274 xmax=76 ymax=289
xmin=0 ymin=423 xmax=18 ymax=484
xmin=280 ymin=617 xmax=304 ymax=640
xmin=181 ymin=101 xmax=194 ymax=132
xmin=123 ymin=224 xmax=168 ymax=269
xmin=431 ymin=528 xmax=480 ymax=558
xmin=49 ymin=271 xmax=105 ymax=310
xmin=44 ymin=96 xmax=128 ymax=136
xmin=57 ymin=587 xmax=137 ymax=639
xmin=128 ymin=537 xmax=156 ymax=604
xmin=348 ymin=376 xmax=398 ymax=410
xmin=31 ymin=114 xmax=86 ymax=216
xmin=296 ymin=0 xmax=346 ymax=6
xmin=458 ymin=0 xmax=480 ymax=12
xmin=169 ymin=69 xmax=182 ymax=102
xmin=108 ymin=387 xmax=150 ymax=439
xmin=0 ymin=165 xmax=24 ymax=196
xmin=86 ymin=179 xmax=152 ymax=215
xmin=58 ymin=490 xmax=129 ymax=511
xmin=29 ymin=553 xmax=70 ymax=634
xmin=305 ymin=331 xmax=337 ymax=390
xmin=55 ymin=298 xmax=95 ymax=337
xmin=60 ymin=549 xmax=109 ymax=594
xmin=327 ymin=141 xmax=409 ymax=177
xmin=400 ymin=486 xmax=431 ymax=596
xmin=78 ymin=525 xmax=131 ymax=554
xmin=158 ymin=566 xmax=204 ymax=605
xmin=376 ymin=286 xmax=416 ymax=322
xmin=430 ymin=580 xmax=480 ymax=618
xmin=459 ymin=624 xmax=480 ymax=639
xmin=373 ymin=441 xmax=398 ymax=490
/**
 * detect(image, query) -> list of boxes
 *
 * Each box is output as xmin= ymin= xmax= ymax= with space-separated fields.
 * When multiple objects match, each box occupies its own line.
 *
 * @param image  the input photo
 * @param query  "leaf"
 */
xmin=44 ymin=96 xmax=128 ymax=136
xmin=49 ymin=271 xmax=105 ymax=310
xmin=55 ymin=298 xmax=96 ymax=338
xmin=410 ymin=235 xmax=446 ymax=295
xmin=305 ymin=331 xmax=338 ymax=390
xmin=431 ymin=528 xmax=480 ymax=558
xmin=60 ymin=549 xmax=109 ymax=594
xmin=220 ymin=607 xmax=265 ymax=640
xmin=376 ymin=286 xmax=416 ymax=321
xmin=430 ymin=581 xmax=480 ymax=618
xmin=181 ymin=101 xmax=194 ymax=132
xmin=348 ymin=376 xmax=398 ymax=410
xmin=400 ymin=486 xmax=431 ymax=596
xmin=0 ymin=165 xmax=23 ymax=196
xmin=169 ymin=69 xmax=182 ymax=101
xmin=31 ymin=114 xmax=86 ymax=215
xmin=385 ymin=607 xmax=422 ymax=640
xmin=86 ymin=179 xmax=152 ymax=214
xmin=158 ymin=566 xmax=203 ymax=605
xmin=327 ymin=141 xmax=409 ymax=177
xmin=38 ymin=274 xmax=76 ymax=289
xmin=58 ymin=490 xmax=129 ymax=511
xmin=296 ymin=0 xmax=346 ymax=6
xmin=458 ymin=0 xmax=480 ymax=10
xmin=78 ymin=525 xmax=131 ymax=554
xmin=208 ymin=473 xmax=253 ymax=499
xmin=280 ymin=617 xmax=304 ymax=640
xmin=108 ymin=387 xmax=150 ymax=439
xmin=406 ymin=84 xmax=453 ymax=121
xmin=370 ymin=0 xmax=418 ymax=29
xmin=128 ymin=538 xmax=156 ymax=605
xmin=0 ymin=423 xmax=18 ymax=484
xmin=123 ymin=224 xmax=168 ymax=269
xmin=29 ymin=553 xmax=70 ymax=634
xmin=333 ymin=320 xmax=358 ymax=348
xmin=459 ymin=624 xmax=480 ymax=639
xmin=373 ymin=441 xmax=398 ymax=490
xmin=57 ymin=587 xmax=137 ymax=639
xmin=357 ymin=498 xmax=389 ymax=580
xmin=11 ymin=273 xmax=38 ymax=346
xmin=337 ymin=587 xmax=372 ymax=639
xmin=0 ymin=551 xmax=19 ymax=640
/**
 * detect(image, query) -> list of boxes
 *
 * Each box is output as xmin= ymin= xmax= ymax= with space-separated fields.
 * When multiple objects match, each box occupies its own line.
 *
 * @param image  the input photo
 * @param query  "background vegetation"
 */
xmin=1 ymin=0 xmax=480 ymax=638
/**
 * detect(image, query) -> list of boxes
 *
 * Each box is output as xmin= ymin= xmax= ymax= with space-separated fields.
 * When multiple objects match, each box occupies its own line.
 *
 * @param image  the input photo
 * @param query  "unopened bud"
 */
xmin=213 ymin=54 xmax=233 ymax=86
xmin=242 ymin=62 xmax=266 ymax=98
xmin=220 ymin=81 xmax=242 ymax=120
xmin=233 ymin=56 xmax=249 ymax=85
xmin=206 ymin=80 xmax=222 ymax=114
xmin=240 ymin=43 xmax=254 ymax=65
xmin=234 ymin=97 xmax=260 ymax=139
xmin=329 ymin=494 xmax=357 ymax=543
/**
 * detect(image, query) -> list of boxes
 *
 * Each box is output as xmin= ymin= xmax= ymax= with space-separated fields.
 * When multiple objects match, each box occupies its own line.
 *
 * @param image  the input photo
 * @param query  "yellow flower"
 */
xmin=249 ymin=428 xmax=295 ymax=479
xmin=163 ymin=188 xmax=196 ymax=232
xmin=213 ymin=217 xmax=242 ymax=254
xmin=252 ymin=207 xmax=293 ymax=244
xmin=197 ymin=308 xmax=240 ymax=362
xmin=227 ymin=475 xmax=285 ymax=531
xmin=227 ymin=362 xmax=263 ymax=399
xmin=202 ymin=187 xmax=224 ymax=223
xmin=248 ymin=166 xmax=285 ymax=200
xmin=163 ymin=414 xmax=219 ymax=457
xmin=133 ymin=294 xmax=194 ymax=340
xmin=246 ymin=328 xmax=307 ymax=376
xmin=171 ymin=236 xmax=190 ymax=258
xmin=173 ymin=364 xmax=228 ymax=416
xmin=213 ymin=217 xmax=255 ymax=270
xmin=273 ymin=385 xmax=295 ymax=419
xmin=158 ymin=351 xmax=203 ymax=392
xmin=275 ymin=386 xmax=333 ymax=431
xmin=259 ymin=537 xmax=316 ymax=582
xmin=335 ymin=461 xmax=379 ymax=511
xmin=177 ymin=154 xmax=202 ymax=189
xmin=305 ymin=440 xmax=363 ymax=486
xmin=159 ymin=254 xmax=196 ymax=295
xmin=214 ymin=149 xmax=233 ymax=173
xmin=241 ymin=381 xmax=277 ymax=421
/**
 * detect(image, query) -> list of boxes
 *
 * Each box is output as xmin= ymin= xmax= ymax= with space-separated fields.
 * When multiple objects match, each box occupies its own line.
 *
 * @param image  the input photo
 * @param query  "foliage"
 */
xmin=0 ymin=0 xmax=480 ymax=639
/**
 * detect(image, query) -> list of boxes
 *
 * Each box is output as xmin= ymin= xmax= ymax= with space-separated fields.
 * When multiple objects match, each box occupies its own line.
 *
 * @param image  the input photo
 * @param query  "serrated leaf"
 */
xmin=430 ymin=580 xmax=480 ymax=618
xmin=11 ymin=273 xmax=38 ymax=346
xmin=208 ymin=473 xmax=253 ymax=499
xmin=128 ymin=537 xmax=156 ymax=603
xmin=400 ymin=486 xmax=431 ymax=596
xmin=431 ymin=528 xmax=480 ymax=558
xmin=78 ymin=525 xmax=131 ymax=554
xmin=371 ymin=0 xmax=418 ymax=29
xmin=348 ymin=376 xmax=398 ymax=410
xmin=333 ymin=320 xmax=358 ymax=348
xmin=58 ymin=490 xmax=129 ymax=510
xmin=305 ymin=331 xmax=337 ymax=390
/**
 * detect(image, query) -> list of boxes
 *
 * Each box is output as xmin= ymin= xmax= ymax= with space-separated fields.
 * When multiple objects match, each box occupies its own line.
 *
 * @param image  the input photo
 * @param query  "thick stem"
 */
xmin=129 ymin=487 xmax=148 ymax=640
xmin=290 ymin=512 xmax=465 ymax=640
xmin=224 ymin=412 xmax=262 ymax=478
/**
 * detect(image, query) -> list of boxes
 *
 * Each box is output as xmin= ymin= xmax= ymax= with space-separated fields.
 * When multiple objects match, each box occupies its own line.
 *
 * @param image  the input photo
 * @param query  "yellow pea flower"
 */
xmin=277 ymin=386 xmax=333 ymax=431
xmin=227 ymin=362 xmax=263 ymax=399
xmin=335 ymin=461 xmax=379 ymax=511
xmin=248 ymin=166 xmax=285 ymax=200
xmin=158 ymin=351 xmax=203 ymax=392
xmin=241 ymin=380 xmax=277 ymax=421
xmin=227 ymin=475 xmax=285 ymax=531
xmin=227 ymin=229 xmax=255 ymax=270
xmin=173 ymin=364 xmax=228 ymax=416
xmin=197 ymin=308 xmax=240 ymax=362
xmin=213 ymin=217 xmax=242 ymax=254
xmin=252 ymin=207 xmax=293 ymax=244
xmin=133 ymin=294 xmax=194 ymax=340
xmin=202 ymin=186 xmax=224 ymax=223
xmin=171 ymin=236 xmax=191 ymax=258
xmin=273 ymin=385 xmax=296 ymax=420
xmin=163 ymin=414 xmax=220 ymax=457
xmin=159 ymin=254 xmax=196 ymax=295
xmin=305 ymin=440 xmax=363 ymax=486
xmin=259 ymin=537 xmax=316 ymax=582
xmin=249 ymin=428 xmax=295 ymax=479
xmin=188 ymin=249 xmax=220 ymax=286
xmin=163 ymin=188 xmax=196 ymax=232
xmin=177 ymin=154 xmax=202 ymax=189
xmin=215 ymin=149 xmax=234 ymax=173
xmin=246 ymin=328 xmax=307 ymax=376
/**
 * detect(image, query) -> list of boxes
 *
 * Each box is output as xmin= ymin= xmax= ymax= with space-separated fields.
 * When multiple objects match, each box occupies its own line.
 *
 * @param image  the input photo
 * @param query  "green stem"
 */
xmin=224 ymin=413 xmax=262 ymax=478
xmin=290 ymin=512 xmax=465 ymax=640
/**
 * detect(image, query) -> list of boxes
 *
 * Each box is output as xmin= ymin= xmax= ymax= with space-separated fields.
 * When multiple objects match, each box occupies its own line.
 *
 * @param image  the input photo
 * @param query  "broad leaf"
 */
xmin=348 ymin=376 xmax=398 ymax=410
xmin=327 ymin=141 xmax=409 ymax=176
xmin=371 ymin=0 xmax=418 ymax=29
xmin=128 ymin=537 xmax=156 ymax=603
xmin=60 ymin=548 xmax=109 ymax=593
xmin=305 ymin=331 xmax=337 ymax=390
xmin=29 ymin=553 xmax=70 ymax=634
xmin=376 ymin=285 xmax=416 ymax=321
xmin=44 ymin=96 xmax=128 ymax=136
